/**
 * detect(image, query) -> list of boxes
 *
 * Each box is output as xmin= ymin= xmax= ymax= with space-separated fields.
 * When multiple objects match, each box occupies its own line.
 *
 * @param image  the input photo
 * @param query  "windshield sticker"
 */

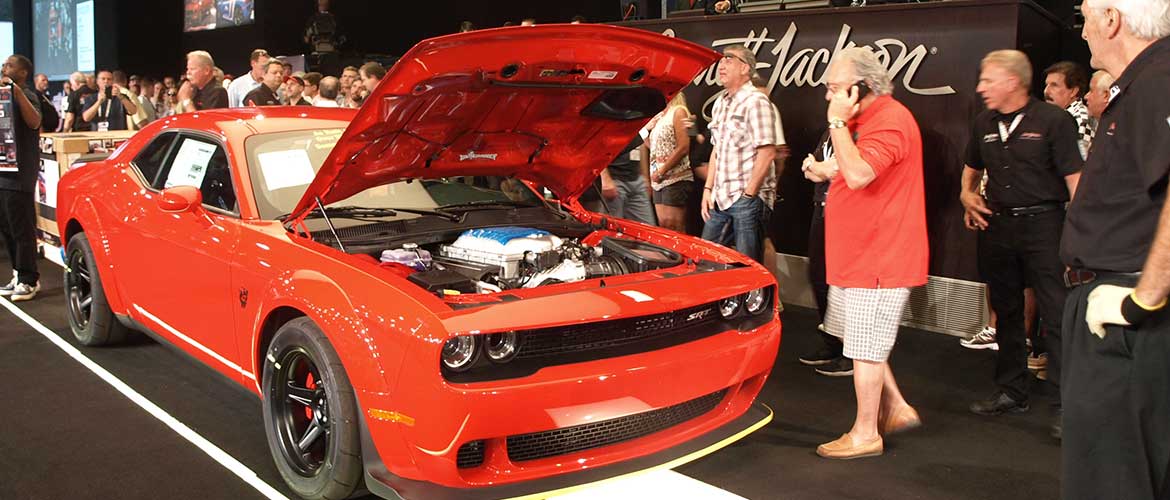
xmin=312 ymin=129 xmax=343 ymax=151
xmin=258 ymin=149 xmax=317 ymax=191
xmin=587 ymin=70 xmax=618 ymax=80
xmin=164 ymin=138 xmax=217 ymax=189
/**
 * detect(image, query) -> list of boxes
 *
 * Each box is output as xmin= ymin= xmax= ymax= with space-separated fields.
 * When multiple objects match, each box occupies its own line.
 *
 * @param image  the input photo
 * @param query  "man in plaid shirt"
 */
xmin=1043 ymin=61 xmax=1095 ymax=158
xmin=701 ymin=44 xmax=779 ymax=263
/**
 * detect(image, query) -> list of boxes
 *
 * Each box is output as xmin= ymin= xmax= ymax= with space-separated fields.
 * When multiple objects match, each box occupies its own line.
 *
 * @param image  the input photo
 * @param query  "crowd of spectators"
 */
xmin=37 ymin=47 xmax=388 ymax=134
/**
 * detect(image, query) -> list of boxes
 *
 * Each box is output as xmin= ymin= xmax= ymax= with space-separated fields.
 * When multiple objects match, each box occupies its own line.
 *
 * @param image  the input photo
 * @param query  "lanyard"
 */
xmin=98 ymin=94 xmax=114 ymax=120
xmin=997 ymin=113 xmax=1024 ymax=143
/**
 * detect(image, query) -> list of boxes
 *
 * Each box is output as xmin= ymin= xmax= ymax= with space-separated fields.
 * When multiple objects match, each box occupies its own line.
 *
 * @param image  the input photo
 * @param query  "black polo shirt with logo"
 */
xmin=966 ymin=97 xmax=1083 ymax=209
xmin=1061 ymin=37 xmax=1170 ymax=273
xmin=194 ymin=82 xmax=228 ymax=110
xmin=242 ymin=85 xmax=280 ymax=107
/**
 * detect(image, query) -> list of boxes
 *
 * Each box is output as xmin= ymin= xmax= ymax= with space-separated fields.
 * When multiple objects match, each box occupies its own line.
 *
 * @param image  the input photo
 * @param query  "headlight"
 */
xmin=745 ymin=288 xmax=769 ymax=314
xmin=441 ymin=336 xmax=479 ymax=372
xmin=485 ymin=331 xmax=519 ymax=363
xmin=719 ymin=296 xmax=741 ymax=318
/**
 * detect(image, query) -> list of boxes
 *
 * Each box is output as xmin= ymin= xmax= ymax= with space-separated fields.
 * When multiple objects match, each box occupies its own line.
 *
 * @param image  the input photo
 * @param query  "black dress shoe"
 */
xmin=970 ymin=392 xmax=1030 ymax=416
xmin=814 ymin=357 xmax=854 ymax=377
xmin=799 ymin=345 xmax=841 ymax=366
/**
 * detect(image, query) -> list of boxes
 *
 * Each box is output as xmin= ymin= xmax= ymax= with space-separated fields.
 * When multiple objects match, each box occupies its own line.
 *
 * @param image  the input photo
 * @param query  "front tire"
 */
xmin=262 ymin=318 xmax=363 ymax=500
xmin=65 ymin=233 xmax=129 ymax=346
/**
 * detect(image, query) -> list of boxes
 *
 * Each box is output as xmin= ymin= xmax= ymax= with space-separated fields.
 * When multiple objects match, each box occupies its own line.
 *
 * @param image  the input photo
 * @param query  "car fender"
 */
xmin=58 ymin=196 xmax=131 ymax=317
xmin=251 ymin=268 xmax=418 ymax=396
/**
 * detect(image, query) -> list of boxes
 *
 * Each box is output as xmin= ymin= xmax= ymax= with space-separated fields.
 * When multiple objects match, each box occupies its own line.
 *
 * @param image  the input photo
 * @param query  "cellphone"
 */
xmin=854 ymin=81 xmax=871 ymax=100
xmin=104 ymin=86 xmax=113 ymax=98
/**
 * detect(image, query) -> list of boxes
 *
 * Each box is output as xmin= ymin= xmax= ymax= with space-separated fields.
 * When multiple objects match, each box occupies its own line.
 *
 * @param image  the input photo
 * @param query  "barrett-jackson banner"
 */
xmin=621 ymin=0 xmax=1062 ymax=281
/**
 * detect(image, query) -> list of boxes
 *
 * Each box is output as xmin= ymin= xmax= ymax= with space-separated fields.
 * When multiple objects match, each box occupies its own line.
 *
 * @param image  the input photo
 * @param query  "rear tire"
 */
xmin=65 ymin=233 xmax=129 ymax=346
xmin=262 ymin=317 xmax=363 ymax=500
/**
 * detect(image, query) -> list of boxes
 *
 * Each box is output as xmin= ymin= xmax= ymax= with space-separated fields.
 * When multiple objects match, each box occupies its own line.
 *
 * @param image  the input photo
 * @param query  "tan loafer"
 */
xmin=881 ymin=405 xmax=922 ymax=435
xmin=816 ymin=433 xmax=884 ymax=459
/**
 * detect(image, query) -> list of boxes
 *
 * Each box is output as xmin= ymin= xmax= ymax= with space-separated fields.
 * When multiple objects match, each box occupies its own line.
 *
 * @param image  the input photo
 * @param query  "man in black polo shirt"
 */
xmin=1060 ymin=1 xmax=1170 ymax=498
xmin=177 ymin=50 xmax=228 ymax=112
xmin=63 ymin=71 xmax=93 ymax=132
xmin=960 ymin=50 xmax=1082 ymax=429
xmin=242 ymin=61 xmax=285 ymax=107
xmin=798 ymin=130 xmax=851 ymax=376
xmin=0 ymin=55 xmax=43 ymax=301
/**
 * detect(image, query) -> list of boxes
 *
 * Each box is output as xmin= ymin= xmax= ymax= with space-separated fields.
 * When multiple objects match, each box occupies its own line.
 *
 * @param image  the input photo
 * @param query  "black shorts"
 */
xmin=653 ymin=181 xmax=692 ymax=207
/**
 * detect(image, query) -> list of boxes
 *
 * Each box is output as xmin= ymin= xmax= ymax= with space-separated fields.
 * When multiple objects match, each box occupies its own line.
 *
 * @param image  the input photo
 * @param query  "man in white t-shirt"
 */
xmin=227 ymin=49 xmax=270 ymax=107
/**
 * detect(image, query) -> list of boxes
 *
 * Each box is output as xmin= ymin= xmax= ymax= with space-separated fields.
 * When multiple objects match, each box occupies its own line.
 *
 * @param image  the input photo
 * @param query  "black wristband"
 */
xmin=1121 ymin=294 xmax=1154 ymax=326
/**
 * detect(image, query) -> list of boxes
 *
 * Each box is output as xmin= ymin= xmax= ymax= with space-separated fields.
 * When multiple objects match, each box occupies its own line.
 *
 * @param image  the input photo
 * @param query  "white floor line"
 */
xmin=550 ymin=469 xmax=748 ymax=499
xmin=0 ymin=296 xmax=290 ymax=500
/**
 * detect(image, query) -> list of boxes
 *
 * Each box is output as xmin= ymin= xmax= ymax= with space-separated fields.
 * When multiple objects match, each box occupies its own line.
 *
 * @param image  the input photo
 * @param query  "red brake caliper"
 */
xmin=304 ymin=374 xmax=317 ymax=420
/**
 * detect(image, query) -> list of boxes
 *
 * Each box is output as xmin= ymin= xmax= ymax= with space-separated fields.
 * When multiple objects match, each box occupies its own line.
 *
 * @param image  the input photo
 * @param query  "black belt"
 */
xmin=1063 ymin=268 xmax=1142 ymax=288
xmin=991 ymin=202 xmax=1063 ymax=217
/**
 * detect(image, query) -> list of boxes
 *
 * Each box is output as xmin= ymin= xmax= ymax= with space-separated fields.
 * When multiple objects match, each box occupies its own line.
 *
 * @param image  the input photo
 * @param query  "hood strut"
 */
xmin=316 ymin=196 xmax=347 ymax=252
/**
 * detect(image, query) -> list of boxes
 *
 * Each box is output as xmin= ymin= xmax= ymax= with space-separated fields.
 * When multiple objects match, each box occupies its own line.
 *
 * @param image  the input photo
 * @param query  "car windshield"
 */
xmin=244 ymin=128 xmax=546 ymax=221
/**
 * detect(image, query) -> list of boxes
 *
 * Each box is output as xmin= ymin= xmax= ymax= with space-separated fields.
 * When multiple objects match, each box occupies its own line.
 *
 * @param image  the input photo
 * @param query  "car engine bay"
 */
xmin=377 ymin=226 xmax=684 ymax=295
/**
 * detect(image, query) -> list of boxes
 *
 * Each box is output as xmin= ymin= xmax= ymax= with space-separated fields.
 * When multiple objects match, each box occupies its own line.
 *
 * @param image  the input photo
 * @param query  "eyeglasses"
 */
xmin=721 ymin=53 xmax=749 ymax=65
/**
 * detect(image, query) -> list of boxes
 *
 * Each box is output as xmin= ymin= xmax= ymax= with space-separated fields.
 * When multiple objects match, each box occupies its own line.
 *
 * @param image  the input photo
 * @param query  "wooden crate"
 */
xmin=36 ymin=131 xmax=136 ymax=246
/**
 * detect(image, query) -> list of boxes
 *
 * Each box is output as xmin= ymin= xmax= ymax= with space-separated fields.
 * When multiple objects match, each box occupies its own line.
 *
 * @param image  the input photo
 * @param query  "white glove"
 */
xmin=1085 ymin=284 xmax=1133 ymax=338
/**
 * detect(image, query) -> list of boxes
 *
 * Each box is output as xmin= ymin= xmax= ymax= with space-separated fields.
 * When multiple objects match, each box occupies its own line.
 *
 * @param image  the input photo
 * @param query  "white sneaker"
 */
xmin=0 ymin=271 xmax=16 ymax=296
xmin=961 ymin=326 xmax=999 ymax=350
xmin=10 ymin=282 xmax=40 ymax=302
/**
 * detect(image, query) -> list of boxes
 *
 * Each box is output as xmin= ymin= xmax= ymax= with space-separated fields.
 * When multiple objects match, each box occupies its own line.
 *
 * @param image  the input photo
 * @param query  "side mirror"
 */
xmin=157 ymin=185 xmax=203 ymax=213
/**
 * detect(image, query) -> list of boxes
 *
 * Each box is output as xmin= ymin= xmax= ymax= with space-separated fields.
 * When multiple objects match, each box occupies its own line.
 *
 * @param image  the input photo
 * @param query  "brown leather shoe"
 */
xmin=816 ymin=433 xmax=884 ymax=459
xmin=880 ymin=405 xmax=922 ymax=435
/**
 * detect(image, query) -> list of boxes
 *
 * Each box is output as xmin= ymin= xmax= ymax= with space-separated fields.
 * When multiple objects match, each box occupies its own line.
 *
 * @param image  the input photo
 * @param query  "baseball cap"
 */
xmin=285 ymin=75 xmax=305 ymax=85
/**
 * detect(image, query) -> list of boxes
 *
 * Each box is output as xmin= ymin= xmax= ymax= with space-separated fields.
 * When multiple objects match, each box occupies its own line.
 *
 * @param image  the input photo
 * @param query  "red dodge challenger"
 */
xmin=56 ymin=25 xmax=782 ymax=500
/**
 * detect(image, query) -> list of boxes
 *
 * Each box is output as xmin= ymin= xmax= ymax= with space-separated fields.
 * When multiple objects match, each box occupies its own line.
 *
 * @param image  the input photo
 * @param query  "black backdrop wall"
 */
xmin=103 ymin=0 xmax=623 ymax=81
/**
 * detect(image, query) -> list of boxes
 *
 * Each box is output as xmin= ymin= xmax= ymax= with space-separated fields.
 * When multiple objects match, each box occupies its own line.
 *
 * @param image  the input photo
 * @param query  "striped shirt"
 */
xmin=708 ymin=85 xmax=780 ymax=210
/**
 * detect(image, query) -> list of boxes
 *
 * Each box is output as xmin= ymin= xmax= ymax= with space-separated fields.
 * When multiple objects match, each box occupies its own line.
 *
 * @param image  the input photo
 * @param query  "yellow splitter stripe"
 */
xmin=508 ymin=405 xmax=774 ymax=500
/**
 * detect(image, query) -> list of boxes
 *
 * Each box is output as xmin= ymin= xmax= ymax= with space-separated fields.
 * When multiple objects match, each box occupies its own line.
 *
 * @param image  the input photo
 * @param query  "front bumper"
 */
xmin=362 ymin=401 xmax=774 ymax=500
xmin=357 ymin=315 xmax=780 ymax=497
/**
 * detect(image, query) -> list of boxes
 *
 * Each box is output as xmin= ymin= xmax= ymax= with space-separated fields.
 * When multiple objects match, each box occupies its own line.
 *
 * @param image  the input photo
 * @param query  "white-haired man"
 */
xmin=803 ymin=47 xmax=928 ymax=459
xmin=1060 ymin=1 xmax=1170 ymax=498
xmin=1083 ymin=69 xmax=1114 ymax=122
xmin=177 ymin=50 xmax=228 ymax=112
xmin=961 ymin=50 xmax=1082 ymax=435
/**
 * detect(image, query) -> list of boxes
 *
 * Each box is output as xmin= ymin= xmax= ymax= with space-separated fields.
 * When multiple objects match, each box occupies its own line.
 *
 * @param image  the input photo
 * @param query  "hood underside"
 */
xmin=290 ymin=24 xmax=719 ymax=219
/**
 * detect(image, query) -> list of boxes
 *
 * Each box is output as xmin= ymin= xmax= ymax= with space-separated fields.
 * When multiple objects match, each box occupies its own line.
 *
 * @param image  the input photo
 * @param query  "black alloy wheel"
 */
xmin=262 ymin=318 xmax=363 ymax=500
xmin=272 ymin=347 xmax=331 ymax=476
xmin=65 ymin=247 xmax=93 ymax=331
xmin=64 ymin=233 xmax=128 ymax=346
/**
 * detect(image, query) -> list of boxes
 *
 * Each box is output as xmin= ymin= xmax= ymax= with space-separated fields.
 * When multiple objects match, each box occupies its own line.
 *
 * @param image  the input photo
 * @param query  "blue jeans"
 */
xmin=606 ymin=177 xmax=657 ymax=226
xmin=701 ymin=195 xmax=771 ymax=263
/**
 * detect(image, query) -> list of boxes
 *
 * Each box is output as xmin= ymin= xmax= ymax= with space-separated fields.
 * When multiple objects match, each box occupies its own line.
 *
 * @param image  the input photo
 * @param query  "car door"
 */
xmin=120 ymin=131 xmax=250 ymax=382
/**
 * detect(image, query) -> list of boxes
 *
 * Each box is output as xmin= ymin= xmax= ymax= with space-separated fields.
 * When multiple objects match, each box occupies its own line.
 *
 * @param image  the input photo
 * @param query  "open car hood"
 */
xmin=290 ymin=25 xmax=719 ymax=219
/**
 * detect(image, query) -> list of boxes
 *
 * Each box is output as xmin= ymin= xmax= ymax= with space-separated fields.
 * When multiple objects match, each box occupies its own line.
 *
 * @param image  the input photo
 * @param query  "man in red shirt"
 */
xmin=804 ymin=47 xmax=929 ymax=459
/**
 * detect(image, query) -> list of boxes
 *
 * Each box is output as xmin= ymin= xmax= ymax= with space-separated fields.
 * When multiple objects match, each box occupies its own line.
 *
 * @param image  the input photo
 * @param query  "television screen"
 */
xmin=0 ymin=0 xmax=12 ymax=64
xmin=33 ymin=0 xmax=95 ymax=80
xmin=184 ymin=0 xmax=254 ymax=32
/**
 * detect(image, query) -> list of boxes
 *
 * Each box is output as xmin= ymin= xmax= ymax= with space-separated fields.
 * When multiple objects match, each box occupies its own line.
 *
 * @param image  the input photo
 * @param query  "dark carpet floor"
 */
xmin=0 ymin=253 xmax=1060 ymax=500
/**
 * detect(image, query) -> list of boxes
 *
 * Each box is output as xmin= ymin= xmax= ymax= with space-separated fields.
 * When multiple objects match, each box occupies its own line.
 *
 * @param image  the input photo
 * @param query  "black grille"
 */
xmin=456 ymin=440 xmax=485 ymax=468
xmin=516 ymin=302 xmax=721 ymax=359
xmin=506 ymin=388 xmax=728 ymax=463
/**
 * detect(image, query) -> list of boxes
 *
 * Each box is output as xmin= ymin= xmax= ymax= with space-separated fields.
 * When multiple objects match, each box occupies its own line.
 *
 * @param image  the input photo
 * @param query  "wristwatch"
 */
xmin=828 ymin=118 xmax=847 ymax=129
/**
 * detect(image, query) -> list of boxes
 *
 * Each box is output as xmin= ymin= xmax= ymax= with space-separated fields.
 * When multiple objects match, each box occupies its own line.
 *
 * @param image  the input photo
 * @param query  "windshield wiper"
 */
xmin=440 ymin=199 xmax=537 ymax=211
xmin=281 ymin=205 xmax=462 ymax=223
